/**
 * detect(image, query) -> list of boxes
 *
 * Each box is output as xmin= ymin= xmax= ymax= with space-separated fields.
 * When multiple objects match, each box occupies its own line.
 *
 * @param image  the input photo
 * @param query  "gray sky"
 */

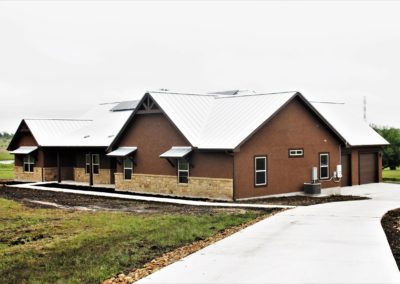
xmin=1 ymin=0 xmax=400 ymax=133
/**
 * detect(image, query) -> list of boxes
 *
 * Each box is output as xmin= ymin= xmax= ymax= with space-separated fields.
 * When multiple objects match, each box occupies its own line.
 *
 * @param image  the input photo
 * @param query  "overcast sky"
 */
xmin=0 ymin=0 xmax=399 ymax=133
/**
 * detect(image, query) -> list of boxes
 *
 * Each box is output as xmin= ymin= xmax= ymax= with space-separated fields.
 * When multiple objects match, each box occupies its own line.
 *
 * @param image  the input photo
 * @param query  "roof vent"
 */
xmin=110 ymin=100 xmax=139 ymax=112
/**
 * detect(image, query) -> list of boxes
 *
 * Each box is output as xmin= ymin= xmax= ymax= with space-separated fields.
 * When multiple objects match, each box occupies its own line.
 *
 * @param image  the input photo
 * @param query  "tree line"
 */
xmin=0 ymin=132 xmax=13 ymax=139
xmin=372 ymin=125 xmax=400 ymax=170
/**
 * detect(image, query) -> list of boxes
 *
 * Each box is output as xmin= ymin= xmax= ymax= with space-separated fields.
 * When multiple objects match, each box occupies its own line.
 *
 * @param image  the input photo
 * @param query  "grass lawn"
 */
xmin=383 ymin=167 xmax=400 ymax=182
xmin=0 ymin=163 xmax=14 ymax=179
xmin=0 ymin=151 xmax=13 ymax=160
xmin=0 ymin=197 xmax=265 ymax=284
xmin=0 ymin=137 xmax=13 ymax=161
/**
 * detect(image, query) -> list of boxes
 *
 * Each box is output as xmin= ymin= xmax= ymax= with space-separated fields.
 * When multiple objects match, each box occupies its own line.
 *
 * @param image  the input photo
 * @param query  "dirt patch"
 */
xmin=382 ymin=208 xmax=400 ymax=270
xmin=39 ymin=182 xmax=369 ymax=206
xmin=0 ymin=187 xmax=274 ymax=215
xmin=239 ymin=195 xmax=369 ymax=206
xmin=41 ymin=182 xmax=213 ymax=201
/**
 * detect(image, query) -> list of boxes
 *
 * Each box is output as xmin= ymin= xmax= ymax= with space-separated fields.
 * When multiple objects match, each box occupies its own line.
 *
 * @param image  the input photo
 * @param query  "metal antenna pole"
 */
xmin=363 ymin=96 xmax=367 ymax=122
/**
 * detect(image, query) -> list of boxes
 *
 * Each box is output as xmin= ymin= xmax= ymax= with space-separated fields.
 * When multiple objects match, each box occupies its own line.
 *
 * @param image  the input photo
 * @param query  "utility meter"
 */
xmin=336 ymin=165 xmax=342 ymax=178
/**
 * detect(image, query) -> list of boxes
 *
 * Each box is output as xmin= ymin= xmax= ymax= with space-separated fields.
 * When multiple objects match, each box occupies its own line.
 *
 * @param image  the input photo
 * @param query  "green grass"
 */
xmin=0 ymin=137 xmax=13 ymax=160
xmin=0 ymin=198 xmax=263 ymax=283
xmin=0 ymin=152 xmax=13 ymax=161
xmin=0 ymin=152 xmax=13 ymax=160
xmin=0 ymin=163 xmax=13 ymax=179
xmin=383 ymin=167 xmax=400 ymax=182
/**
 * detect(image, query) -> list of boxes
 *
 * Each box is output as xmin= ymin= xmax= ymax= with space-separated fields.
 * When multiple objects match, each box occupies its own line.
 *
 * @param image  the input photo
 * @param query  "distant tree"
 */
xmin=0 ymin=132 xmax=13 ymax=139
xmin=372 ymin=125 xmax=400 ymax=170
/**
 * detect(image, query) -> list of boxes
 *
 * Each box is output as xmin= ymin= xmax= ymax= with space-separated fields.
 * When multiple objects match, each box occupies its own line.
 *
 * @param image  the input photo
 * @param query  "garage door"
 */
xmin=341 ymin=154 xmax=351 ymax=187
xmin=359 ymin=153 xmax=378 ymax=184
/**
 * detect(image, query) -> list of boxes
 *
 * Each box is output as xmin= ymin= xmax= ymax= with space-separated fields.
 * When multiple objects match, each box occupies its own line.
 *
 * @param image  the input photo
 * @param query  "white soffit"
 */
xmin=9 ymin=146 xmax=38 ymax=154
xmin=160 ymin=146 xmax=193 ymax=158
xmin=107 ymin=147 xmax=137 ymax=157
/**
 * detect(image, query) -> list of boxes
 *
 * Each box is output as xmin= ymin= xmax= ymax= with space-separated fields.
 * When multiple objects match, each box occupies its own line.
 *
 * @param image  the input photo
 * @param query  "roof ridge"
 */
xmin=214 ymin=91 xmax=298 ymax=99
xmin=310 ymin=101 xmax=345 ymax=105
xmin=148 ymin=91 xmax=211 ymax=97
xmin=24 ymin=118 xmax=93 ymax=122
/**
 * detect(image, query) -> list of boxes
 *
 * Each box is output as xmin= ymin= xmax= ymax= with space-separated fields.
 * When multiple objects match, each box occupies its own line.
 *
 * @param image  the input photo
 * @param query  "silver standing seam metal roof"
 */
xmin=11 ymin=100 xmax=137 ymax=148
xmin=10 ymin=93 xmax=388 ymax=152
xmin=311 ymin=102 xmax=389 ymax=146
xmin=9 ymin=146 xmax=38 ymax=154
xmin=160 ymin=146 xmax=193 ymax=158
xmin=107 ymin=147 xmax=138 ymax=157
xmin=147 ymin=91 xmax=300 ymax=149
xmin=131 ymin=91 xmax=388 ymax=149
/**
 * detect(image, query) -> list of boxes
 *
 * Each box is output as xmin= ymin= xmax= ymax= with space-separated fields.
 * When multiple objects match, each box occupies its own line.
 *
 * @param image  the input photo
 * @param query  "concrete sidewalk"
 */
xmin=7 ymin=182 xmax=295 ymax=210
xmin=138 ymin=183 xmax=400 ymax=284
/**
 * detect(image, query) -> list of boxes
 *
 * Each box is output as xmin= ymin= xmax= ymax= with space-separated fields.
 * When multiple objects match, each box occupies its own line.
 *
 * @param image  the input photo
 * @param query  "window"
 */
xmin=85 ymin=154 xmax=91 ymax=174
xmin=23 ymin=155 xmax=34 ymax=172
xmin=319 ymin=153 xmax=329 ymax=180
xmin=178 ymin=159 xmax=189 ymax=184
xmin=255 ymin=156 xmax=267 ymax=186
xmin=85 ymin=154 xmax=100 ymax=174
xmin=123 ymin=157 xmax=133 ymax=180
xmin=92 ymin=154 xmax=100 ymax=174
xmin=289 ymin=148 xmax=304 ymax=157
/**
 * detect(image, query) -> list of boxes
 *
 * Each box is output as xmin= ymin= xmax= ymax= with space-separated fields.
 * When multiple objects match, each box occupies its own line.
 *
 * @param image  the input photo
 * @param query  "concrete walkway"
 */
xmin=138 ymin=183 xmax=400 ymax=284
xmin=7 ymin=182 xmax=295 ymax=210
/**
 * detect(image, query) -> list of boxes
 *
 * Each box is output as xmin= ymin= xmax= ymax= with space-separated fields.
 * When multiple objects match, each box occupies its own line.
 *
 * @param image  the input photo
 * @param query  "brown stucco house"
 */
xmin=7 ymin=101 xmax=137 ymax=185
xmin=8 ymin=90 xmax=389 ymax=200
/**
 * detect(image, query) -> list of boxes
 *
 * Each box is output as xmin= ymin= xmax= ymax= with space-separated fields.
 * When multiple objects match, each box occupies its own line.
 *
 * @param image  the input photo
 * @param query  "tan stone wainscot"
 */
xmin=14 ymin=166 xmax=42 ymax=182
xmin=115 ymin=173 xmax=233 ymax=200
xmin=73 ymin=167 xmax=112 ymax=184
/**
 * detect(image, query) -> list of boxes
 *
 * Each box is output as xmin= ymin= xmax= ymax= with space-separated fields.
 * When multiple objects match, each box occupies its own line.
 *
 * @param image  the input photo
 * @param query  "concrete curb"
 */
xmin=7 ymin=182 xmax=297 ymax=210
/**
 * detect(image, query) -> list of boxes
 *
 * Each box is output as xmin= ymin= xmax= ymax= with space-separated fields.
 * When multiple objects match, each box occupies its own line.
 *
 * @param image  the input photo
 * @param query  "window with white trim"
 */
xmin=92 ymin=154 xmax=100 ymax=174
xmin=178 ymin=159 xmax=189 ymax=184
xmin=289 ymin=149 xmax=304 ymax=157
xmin=85 ymin=154 xmax=91 ymax=174
xmin=254 ymin=156 xmax=267 ymax=186
xmin=23 ymin=155 xmax=34 ymax=172
xmin=319 ymin=153 xmax=329 ymax=180
xmin=85 ymin=154 xmax=100 ymax=174
xmin=123 ymin=157 xmax=133 ymax=180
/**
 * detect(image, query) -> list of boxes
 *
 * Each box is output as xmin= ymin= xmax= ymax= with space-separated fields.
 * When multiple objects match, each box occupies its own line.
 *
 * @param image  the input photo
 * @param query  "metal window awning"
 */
xmin=9 ymin=146 xmax=38 ymax=155
xmin=107 ymin=147 xmax=137 ymax=157
xmin=160 ymin=146 xmax=192 ymax=158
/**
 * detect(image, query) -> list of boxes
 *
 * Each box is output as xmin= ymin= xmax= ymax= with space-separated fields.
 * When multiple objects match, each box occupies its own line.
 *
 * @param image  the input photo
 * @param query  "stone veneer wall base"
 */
xmin=14 ymin=166 xmax=43 ymax=182
xmin=73 ymin=167 xmax=112 ymax=184
xmin=115 ymin=173 xmax=233 ymax=201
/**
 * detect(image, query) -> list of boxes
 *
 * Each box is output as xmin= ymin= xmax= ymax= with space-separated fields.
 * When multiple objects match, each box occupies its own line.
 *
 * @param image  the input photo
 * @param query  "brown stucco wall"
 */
xmin=116 ymin=113 xmax=233 ymax=178
xmin=112 ymin=113 xmax=233 ymax=197
xmin=13 ymin=128 xmax=43 ymax=168
xmin=13 ymin=130 xmax=38 ymax=148
xmin=234 ymin=97 xmax=342 ymax=199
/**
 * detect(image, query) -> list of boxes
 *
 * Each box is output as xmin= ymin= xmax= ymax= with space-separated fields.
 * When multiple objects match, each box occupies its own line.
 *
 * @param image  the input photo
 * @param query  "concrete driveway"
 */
xmin=138 ymin=183 xmax=400 ymax=284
